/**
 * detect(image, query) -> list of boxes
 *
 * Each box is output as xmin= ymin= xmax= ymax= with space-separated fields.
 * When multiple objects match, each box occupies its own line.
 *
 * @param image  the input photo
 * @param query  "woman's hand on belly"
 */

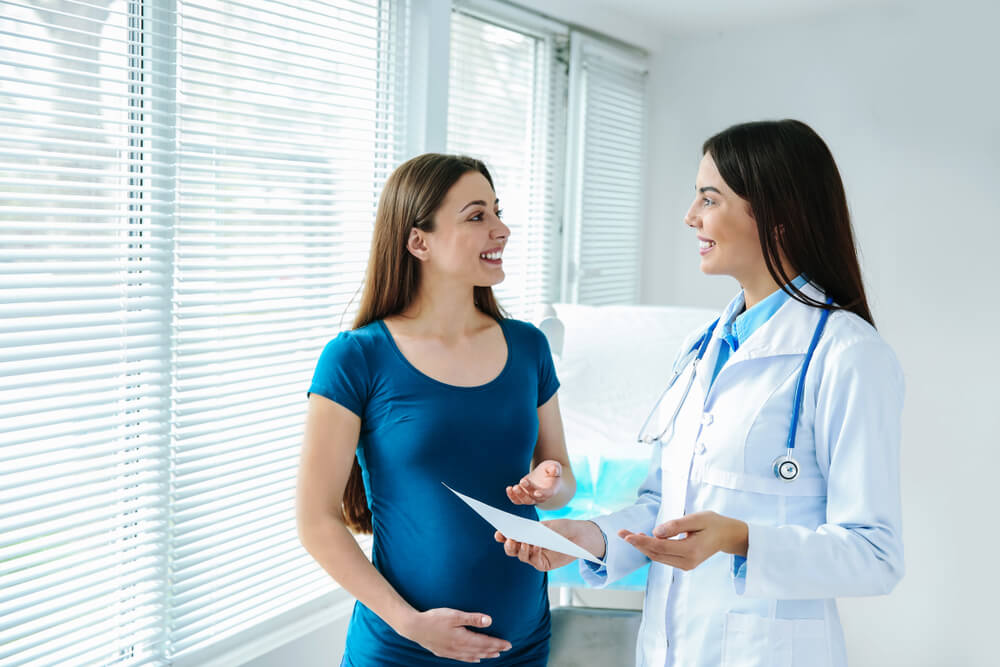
xmin=618 ymin=511 xmax=749 ymax=570
xmin=506 ymin=459 xmax=563 ymax=505
xmin=397 ymin=608 xmax=512 ymax=663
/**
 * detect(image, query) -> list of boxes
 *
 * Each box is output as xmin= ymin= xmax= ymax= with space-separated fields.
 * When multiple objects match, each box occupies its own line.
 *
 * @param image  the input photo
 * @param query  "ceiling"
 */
xmin=524 ymin=0 xmax=913 ymax=39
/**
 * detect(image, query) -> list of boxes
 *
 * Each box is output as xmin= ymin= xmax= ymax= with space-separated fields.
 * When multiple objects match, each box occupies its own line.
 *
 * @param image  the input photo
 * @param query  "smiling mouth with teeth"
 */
xmin=479 ymin=250 xmax=503 ymax=261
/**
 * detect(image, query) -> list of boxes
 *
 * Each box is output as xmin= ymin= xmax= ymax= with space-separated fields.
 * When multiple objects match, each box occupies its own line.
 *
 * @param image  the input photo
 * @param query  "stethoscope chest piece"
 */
xmin=772 ymin=454 xmax=800 ymax=482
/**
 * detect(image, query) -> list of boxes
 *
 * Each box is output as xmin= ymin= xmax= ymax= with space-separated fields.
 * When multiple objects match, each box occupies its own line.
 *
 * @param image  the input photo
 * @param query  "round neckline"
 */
xmin=376 ymin=318 xmax=512 ymax=391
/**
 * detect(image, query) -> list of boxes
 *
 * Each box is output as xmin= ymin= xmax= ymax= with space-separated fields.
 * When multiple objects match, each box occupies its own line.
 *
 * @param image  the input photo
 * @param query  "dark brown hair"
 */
xmin=341 ymin=153 xmax=507 ymax=534
xmin=703 ymin=119 xmax=874 ymax=326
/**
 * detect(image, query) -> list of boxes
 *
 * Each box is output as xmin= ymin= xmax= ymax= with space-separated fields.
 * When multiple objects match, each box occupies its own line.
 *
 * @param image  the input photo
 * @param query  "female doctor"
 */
xmin=496 ymin=119 xmax=904 ymax=667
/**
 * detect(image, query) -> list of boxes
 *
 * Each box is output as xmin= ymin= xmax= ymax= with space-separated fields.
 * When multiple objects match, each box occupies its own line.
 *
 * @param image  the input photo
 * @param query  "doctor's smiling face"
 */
xmin=684 ymin=152 xmax=768 ymax=286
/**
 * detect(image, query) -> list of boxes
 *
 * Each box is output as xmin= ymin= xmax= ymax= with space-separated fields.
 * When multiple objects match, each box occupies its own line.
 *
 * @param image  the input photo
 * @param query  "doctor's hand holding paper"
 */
xmin=499 ymin=119 xmax=905 ymax=667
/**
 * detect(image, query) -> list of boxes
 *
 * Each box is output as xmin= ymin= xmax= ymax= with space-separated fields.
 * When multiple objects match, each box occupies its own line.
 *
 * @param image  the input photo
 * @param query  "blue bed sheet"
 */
xmin=538 ymin=456 xmax=650 ymax=590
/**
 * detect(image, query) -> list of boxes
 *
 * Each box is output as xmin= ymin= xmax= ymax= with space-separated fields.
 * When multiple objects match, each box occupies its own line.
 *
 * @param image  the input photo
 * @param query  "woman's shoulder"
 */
xmin=318 ymin=322 xmax=384 ymax=362
xmin=500 ymin=317 xmax=549 ymax=348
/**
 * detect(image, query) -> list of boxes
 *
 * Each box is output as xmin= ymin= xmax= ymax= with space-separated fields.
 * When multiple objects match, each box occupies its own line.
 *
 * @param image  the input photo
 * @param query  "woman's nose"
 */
xmin=492 ymin=219 xmax=510 ymax=240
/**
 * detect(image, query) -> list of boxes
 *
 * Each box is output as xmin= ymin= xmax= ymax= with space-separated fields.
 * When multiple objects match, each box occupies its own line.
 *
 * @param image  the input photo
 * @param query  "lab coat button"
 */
xmin=701 ymin=412 xmax=714 ymax=425
xmin=697 ymin=442 xmax=707 ymax=454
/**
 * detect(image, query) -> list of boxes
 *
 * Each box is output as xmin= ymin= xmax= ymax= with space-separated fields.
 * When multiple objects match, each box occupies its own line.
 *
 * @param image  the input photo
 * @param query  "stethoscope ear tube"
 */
xmin=635 ymin=320 xmax=719 ymax=445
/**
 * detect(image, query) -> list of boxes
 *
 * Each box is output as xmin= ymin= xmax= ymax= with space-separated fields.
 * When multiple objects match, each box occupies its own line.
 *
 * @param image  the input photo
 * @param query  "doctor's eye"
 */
xmin=495 ymin=208 xmax=504 ymax=219
xmin=469 ymin=211 xmax=485 ymax=222
xmin=702 ymin=197 xmax=715 ymax=207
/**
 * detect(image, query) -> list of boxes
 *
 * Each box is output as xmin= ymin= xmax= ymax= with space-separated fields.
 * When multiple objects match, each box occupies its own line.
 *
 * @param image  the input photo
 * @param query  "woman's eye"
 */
xmin=495 ymin=209 xmax=503 ymax=219
xmin=702 ymin=197 xmax=714 ymax=207
xmin=469 ymin=212 xmax=483 ymax=221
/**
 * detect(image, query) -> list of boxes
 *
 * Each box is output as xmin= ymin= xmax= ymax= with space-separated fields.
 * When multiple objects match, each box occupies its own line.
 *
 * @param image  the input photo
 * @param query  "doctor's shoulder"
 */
xmin=815 ymin=309 xmax=905 ymax=393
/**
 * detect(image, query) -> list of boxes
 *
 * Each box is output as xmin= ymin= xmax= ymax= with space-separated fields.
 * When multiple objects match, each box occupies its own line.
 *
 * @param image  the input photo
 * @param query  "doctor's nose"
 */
xmin=684 ymin=208 xmax=700 ymax=229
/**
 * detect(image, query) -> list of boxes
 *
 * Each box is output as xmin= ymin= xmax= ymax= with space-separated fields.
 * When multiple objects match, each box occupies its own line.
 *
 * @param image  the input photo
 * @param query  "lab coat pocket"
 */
xmin=721 ymin=612 xmax=830 ymax=667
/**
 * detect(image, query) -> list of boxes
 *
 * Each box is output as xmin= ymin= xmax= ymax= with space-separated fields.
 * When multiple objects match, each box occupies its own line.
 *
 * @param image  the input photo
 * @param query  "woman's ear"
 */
xmin=407 ymin=227 xmax=429 ymax=262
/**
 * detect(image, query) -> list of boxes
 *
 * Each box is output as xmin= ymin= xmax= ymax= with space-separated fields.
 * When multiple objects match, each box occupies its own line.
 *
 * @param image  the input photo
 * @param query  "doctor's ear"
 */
xmin=406 ymin=227 xmax=430 ymax=262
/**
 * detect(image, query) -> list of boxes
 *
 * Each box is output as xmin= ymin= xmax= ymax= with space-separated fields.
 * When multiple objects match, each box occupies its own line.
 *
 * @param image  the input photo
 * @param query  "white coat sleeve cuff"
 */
xmin=579 ymin=519 xmax=610 ymax=587
xmin=578 ymin=512 xmax=652 ymax=587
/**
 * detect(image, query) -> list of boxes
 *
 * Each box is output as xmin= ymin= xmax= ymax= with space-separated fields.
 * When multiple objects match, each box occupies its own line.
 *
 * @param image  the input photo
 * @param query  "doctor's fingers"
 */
xmin=501 ymin=536 xmax=521 ymax=556
xmin=621 ymin=532 xmax=694 ymax=563
xmin=516 ymin=541 xmax=551 ymax=570
xmin=653 ymin=511 xmax=715 ymax=538
xmin=517 ymin=540 xmax=539 ymax=563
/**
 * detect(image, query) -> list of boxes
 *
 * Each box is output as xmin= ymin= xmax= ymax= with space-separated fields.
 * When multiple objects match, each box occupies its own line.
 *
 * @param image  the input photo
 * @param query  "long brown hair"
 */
xmin=703 ymin=119 xmax=875 ymax=326
xmin=341 ymin=153 xmax=507 ymax=534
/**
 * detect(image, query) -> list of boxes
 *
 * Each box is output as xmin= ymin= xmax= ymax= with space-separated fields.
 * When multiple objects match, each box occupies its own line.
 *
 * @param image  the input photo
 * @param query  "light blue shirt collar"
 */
xmin=720 ymin=274 xmax=808 ymax=351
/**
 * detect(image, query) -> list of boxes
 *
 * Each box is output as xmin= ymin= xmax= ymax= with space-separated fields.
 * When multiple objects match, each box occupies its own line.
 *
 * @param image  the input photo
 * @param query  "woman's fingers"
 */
xmin=506 ymin=484 xmax=535 ymax=504
xmin=520 ymin=477 xmax=546 ymax=499
xmin=452 ymin=628 xmax=510 ymax=661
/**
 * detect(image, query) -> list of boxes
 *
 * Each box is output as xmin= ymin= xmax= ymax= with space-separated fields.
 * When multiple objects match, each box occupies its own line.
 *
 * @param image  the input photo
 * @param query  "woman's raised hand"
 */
xmin=506 ymin=459 xmax=562 ymax=505
xmin=397 ymin=608 xmax=512 ymax=663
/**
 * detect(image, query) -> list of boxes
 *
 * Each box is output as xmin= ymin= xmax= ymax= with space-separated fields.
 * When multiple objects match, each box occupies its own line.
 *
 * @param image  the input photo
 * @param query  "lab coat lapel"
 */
xmin=726 ymin=282 xmax=830 ymax=364
xmin=695 ymin=292 xmax=745 ymax=399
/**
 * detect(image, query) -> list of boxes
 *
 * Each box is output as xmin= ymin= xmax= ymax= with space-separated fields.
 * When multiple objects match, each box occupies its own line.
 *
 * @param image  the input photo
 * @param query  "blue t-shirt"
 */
xmin=309 ymin=317 xmax=560 ymax=666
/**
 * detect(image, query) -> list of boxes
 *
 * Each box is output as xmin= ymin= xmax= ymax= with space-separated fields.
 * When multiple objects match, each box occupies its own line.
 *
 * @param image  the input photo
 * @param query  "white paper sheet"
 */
xmin=443 ymin=483 xmax=606 ymax=566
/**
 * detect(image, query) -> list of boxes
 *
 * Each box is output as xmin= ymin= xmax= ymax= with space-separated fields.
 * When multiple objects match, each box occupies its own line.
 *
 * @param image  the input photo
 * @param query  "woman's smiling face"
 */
xmin=421 ymin=170 xmax=510 ymax=287
xmin=684 ymin=152 xmax=765 ymax=284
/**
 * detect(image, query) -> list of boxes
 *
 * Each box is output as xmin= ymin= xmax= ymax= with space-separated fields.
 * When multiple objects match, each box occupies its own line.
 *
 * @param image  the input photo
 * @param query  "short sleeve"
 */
xmin=535 ymin=325 xmax=560 ymax=406
xmin=307 ymin=332 xmax=370 ymax=417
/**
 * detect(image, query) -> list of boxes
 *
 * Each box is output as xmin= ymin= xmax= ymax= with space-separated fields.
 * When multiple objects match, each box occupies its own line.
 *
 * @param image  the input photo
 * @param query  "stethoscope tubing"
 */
xmin=635 ymin=297 xmax=835 ymax=482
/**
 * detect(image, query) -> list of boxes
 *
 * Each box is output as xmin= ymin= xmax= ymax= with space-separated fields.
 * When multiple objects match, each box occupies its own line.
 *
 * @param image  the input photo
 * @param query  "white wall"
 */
xmin=637 ymin=1 xmax=999 ymax=665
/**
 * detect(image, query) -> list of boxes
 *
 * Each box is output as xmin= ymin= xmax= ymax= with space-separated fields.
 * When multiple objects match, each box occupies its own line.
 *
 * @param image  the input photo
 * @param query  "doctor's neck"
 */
xmin=739 ymin=263 xmax=796 ymax=310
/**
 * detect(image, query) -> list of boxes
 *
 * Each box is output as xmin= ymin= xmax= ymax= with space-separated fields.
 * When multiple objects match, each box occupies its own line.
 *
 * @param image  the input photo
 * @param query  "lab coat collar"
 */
xmin=696 ymin=281 xmax=830 ymax=400
xmin=726 ymin=281 xmax=830 ymax=360
xmin=712 ymin=283 xmax=826 ymax=362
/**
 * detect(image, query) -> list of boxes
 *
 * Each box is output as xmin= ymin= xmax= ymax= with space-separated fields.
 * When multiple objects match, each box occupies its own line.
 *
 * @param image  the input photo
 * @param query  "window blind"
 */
xmin=0 ymin=1 xmax=170 ymax=664
xmin=563 ymin=36 xmax=647 ymax=305
xmin=0 ymin=0 xmax=407 ymax=663
xmin=167 ymin=0 xmax=405 ymax=660
xmin=446 ymin=5 xmax=566 ymax=320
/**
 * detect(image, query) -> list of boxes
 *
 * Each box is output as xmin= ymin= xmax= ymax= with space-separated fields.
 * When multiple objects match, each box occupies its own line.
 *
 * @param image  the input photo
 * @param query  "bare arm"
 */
xmin=297 ymin=394 xmax=511 ymax=662
xmin=505 ymin=392 xmax=576 ymax=510
xmin=296 ymin=395 xmax=415 ymax=630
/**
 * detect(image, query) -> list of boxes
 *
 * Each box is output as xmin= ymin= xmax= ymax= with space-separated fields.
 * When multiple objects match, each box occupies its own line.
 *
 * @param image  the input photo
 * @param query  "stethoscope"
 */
xmin=636 ymin=297 xmax=834 ymax=482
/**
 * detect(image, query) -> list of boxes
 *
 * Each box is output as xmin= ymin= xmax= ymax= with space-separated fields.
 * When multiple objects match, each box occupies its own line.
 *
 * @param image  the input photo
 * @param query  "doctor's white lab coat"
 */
xmin=580 ymin=284 xmax=905 ymax=667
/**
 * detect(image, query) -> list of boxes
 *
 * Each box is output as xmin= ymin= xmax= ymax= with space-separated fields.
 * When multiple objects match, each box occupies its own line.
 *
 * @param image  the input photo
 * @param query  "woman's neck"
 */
xmin=396 ymin=280 xmax=487 ymax=340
